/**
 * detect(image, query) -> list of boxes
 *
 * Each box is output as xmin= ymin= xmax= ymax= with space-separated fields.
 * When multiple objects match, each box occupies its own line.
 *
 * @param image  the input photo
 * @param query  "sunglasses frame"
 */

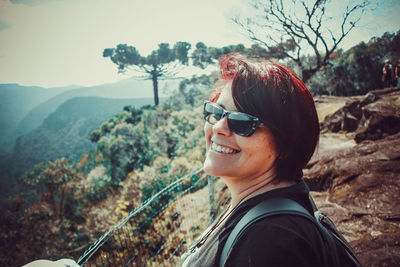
xmin=203 ymin=101 xmax=262 ymax=137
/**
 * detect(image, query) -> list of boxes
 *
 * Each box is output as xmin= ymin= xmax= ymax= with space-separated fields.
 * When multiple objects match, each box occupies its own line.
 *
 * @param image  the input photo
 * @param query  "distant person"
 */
xmin=182 ymin=54 xmax=361 ymax=266
xmin=382 ymin=59 xmax=394 ymax=88
xmin=395 ymin=58 xmax=400 ymax=87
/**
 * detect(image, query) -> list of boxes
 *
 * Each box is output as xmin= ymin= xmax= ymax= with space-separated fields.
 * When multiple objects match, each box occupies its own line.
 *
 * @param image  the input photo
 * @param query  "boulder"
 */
xmin=324 ymin=100 xmax=362 ymax=132
xmin=354 ymin=99 xmax=400 ymax=142
xmin=322 ymin=88 xmax=400 ymax=143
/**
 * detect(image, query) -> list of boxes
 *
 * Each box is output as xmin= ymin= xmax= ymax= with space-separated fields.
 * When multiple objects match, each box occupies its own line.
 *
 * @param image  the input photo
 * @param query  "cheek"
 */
xmin=204 ymin=123 xmax=212 ymax=145
xmin=262 ymin=135 xmax=278 ymax=158
xmin=238 ymin=131 xmax=278 ymax=161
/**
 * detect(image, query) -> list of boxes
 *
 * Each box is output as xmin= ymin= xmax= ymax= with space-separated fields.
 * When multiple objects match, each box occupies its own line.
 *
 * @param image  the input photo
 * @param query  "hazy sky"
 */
xmin=0 ymin=0 xmax=399 ymax=88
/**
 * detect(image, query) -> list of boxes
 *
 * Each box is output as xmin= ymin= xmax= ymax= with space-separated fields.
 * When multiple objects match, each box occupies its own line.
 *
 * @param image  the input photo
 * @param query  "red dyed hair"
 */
xmin=210 ymin=54 xmax=320 ymax=181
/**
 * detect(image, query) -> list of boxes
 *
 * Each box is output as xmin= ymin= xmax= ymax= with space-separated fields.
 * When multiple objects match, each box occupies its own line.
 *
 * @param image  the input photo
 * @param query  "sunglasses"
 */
xmin=203 ymin=101 xmax=263 ymax=137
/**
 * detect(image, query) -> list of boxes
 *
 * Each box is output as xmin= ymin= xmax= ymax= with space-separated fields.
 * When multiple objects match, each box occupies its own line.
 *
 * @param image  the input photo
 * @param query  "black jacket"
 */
xmin=182 ymin=181 xmax=326 ymax=267
xmin=221 ymin=181 xmax=326 ymax=267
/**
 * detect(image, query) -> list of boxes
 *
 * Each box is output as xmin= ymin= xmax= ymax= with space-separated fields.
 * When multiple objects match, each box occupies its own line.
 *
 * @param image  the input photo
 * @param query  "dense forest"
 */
xmin=0 ymin=30 xmax=399 ymax=266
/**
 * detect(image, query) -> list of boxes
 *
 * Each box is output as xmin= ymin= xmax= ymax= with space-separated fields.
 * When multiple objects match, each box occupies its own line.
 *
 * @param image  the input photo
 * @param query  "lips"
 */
xmin=210 ymin=142 xmax=240 ymax=154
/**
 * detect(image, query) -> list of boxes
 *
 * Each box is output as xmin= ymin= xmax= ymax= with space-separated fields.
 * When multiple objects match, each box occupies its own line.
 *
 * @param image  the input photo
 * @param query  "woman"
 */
xmin=182 ymin=54 xmax=325 ymax=267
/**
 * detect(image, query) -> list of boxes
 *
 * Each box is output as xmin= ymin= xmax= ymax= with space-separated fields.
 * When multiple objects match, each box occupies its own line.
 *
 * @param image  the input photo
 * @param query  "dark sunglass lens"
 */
xmin=228 ymin=114 xmax=256 ymax=136
xmin=204 ymin=102 xmax=224 ymax=123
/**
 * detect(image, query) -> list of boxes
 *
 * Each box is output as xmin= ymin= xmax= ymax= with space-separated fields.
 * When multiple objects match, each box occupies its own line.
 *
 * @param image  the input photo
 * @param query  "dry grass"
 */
xmin=174 ymin=184 xmax=211 ymax=246
xmin=316 ymin=102 xmax=346 ymax=122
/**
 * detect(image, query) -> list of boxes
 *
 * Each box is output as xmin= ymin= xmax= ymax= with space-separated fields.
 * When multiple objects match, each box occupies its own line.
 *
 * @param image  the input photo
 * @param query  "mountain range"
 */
xmin=0 ymin=83 xmax=75 ymax=154
xmin=0 ymin=77 xmax=174 ymax=155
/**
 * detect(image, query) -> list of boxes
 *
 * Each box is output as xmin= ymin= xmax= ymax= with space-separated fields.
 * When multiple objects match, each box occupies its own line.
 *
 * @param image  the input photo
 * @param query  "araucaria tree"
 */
xmin=104 ymin=42 xmax=191 ymax=105
xmin=234 ymin=0 xmax=371 ymax=82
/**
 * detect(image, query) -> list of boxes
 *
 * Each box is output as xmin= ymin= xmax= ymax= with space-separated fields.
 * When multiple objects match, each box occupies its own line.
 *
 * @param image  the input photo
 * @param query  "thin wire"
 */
xmin=77 ymin=168 xmax=204 ymax=265
xmin=127 ymin=174 xmax=207 ymax=265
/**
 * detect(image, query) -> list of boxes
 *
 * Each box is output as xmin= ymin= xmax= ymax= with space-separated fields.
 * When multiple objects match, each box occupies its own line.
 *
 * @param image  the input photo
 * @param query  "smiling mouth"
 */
xmin=211 ymin=142 xmax=240 ymax=154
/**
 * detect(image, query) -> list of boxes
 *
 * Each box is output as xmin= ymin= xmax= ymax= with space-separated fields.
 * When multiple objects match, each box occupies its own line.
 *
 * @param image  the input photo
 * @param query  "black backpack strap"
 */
xmin=219 ymin=197 xmax=338 ymax=267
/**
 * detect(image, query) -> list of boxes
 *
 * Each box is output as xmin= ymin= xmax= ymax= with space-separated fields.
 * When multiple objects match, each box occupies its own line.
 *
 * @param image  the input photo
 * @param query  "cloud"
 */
xmin=0 ymin=21 xmax=9 ymax=31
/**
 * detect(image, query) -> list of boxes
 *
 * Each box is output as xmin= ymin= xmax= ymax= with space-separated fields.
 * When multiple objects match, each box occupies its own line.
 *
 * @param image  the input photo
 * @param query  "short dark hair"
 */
xmin=210 ymin=54 xmax=319 ymax=181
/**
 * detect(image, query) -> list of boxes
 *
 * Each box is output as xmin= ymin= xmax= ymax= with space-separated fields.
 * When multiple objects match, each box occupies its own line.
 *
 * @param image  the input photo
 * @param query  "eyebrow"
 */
xmin=218 ymin=103 xmax=227 ymax=109
xmin=216 ymin=101 xmax=239 ymax=112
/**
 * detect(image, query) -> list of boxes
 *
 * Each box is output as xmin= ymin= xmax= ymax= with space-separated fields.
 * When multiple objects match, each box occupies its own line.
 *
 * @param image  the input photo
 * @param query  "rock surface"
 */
xmin=306 ymin=88 xmax=400 ymax=267
xmin=322 ymin=87 xmax=400 ymax=143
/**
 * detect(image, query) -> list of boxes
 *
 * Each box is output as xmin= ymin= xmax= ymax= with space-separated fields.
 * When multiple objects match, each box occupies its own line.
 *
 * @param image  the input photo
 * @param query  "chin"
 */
xmin=203 ymin=159 xmax=232 ymax=178
xmin=203 ymin=159 xmax=215 ymax=176
xmin=203 ymin=158 xmax=218 ymax=177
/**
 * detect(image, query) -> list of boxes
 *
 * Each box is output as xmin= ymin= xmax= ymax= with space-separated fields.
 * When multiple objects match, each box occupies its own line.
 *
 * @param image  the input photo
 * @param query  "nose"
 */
xmin=212 ymin=116 xmax=232 ymax=136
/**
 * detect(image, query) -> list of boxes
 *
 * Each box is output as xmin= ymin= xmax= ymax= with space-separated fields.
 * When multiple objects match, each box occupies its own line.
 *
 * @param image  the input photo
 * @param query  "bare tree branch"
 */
xmin=233 ymin=0 xmax=370 ymax=82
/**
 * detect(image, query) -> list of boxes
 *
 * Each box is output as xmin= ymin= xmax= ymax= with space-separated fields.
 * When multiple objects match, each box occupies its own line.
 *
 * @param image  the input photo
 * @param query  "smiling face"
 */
xmin=203 ymin=83 xmax=279 ymax=181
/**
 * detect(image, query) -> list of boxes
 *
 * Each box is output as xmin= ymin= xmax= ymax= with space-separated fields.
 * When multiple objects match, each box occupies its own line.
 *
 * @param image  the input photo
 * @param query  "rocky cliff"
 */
xmin=304 ymin=87 xmax=400 ymax=267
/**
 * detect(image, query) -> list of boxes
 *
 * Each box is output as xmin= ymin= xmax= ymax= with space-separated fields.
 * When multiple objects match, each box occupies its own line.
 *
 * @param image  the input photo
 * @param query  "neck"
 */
xmin=222 ymin=168 xmax=294 ymax=210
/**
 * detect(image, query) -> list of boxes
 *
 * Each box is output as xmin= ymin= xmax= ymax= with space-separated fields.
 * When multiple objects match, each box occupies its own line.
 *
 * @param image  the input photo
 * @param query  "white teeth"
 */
xmin=211 ymin=142 xmax=238 ymax=154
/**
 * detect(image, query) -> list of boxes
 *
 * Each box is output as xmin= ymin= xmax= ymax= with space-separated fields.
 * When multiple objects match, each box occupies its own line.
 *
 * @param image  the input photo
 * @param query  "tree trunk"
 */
xmin=301 ymin=68 xmax=319 ymax=84
xmin=152 ymin=68 xmax=159 ymax=106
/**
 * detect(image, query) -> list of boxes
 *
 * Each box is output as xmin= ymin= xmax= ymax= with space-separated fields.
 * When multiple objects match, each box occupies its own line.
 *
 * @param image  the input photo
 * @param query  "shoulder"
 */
xmin=225 ymin=214 xmax=325 ymax=267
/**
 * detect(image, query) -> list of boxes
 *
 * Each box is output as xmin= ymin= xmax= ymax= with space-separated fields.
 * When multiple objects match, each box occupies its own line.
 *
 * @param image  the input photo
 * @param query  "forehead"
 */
xmin=216 ymin=83 xmax=236 ymax=111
